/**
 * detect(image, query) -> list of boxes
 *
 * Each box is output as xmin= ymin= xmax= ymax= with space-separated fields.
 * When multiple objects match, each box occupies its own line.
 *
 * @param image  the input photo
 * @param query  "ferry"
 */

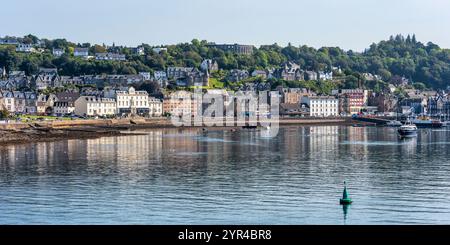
xmin=398 ymin=122 xmax=418 ymax=137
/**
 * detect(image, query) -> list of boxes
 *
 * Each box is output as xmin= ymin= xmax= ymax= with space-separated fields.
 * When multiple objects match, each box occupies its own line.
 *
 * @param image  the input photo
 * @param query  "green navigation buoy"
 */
xmin=340 ymin=181 xmax=353 ymax=205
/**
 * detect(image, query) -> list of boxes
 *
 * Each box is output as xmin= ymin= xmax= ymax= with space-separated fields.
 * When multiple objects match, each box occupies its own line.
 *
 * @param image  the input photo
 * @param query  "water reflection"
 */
xmin=1 ymin=126 xmax=450 ymax=224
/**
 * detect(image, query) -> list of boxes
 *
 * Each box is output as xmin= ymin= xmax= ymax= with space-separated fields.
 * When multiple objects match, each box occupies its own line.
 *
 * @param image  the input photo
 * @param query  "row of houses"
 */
xmin=0 ymin=87 xmax=163 ymax=118
xmin=0 ymin=68 xmax=153 ymax=91
xmin=2 ymin=59 xmax=334 ymax=93
xmin=0 ymin=37 xmax=41 ymax=53
xmin=250 ymin=62 xmax=334 ymax=82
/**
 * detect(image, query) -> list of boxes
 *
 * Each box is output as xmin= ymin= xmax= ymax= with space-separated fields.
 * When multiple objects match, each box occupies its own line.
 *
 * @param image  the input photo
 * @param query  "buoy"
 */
xmin=340 ymin=181 xmax=353 ymax=205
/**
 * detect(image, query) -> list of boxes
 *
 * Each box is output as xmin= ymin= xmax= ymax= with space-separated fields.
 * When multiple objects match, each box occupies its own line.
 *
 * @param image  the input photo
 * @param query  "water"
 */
xmin=1 ymin=126 xmax=450 ymax=224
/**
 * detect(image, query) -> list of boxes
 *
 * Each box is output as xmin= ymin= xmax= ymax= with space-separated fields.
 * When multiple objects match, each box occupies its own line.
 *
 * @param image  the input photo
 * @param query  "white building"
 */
xmin=302 ymin=96 xmax=339 ymax=117
xmin=148 ymin=97 xmax=163 ymax=117
xmin=152 ymin=47 xmax=167 ymax=54
xmin=2 ymin=91 xmax=16 ymax=112
xmin=95 ymin=53 xmax=126 ymax=61
xmin=318 ymin=71 xmax=333 ymax=80
xmin=116 ymin=87 xmax=150 ymax=116
xmin=53 ymin=101 xmax=75 ymax=116
xmin=53 ymin=48 xmax=65 ymax=57
xmin=154 ymin=71 xmax=168 ymax=87
xmin=74 ymin=96 xmax=116 ymax=117
xmin=16 ymin=43 xmax=34 ymax=53
xmin=139 ymin=72 xmax=151 ymax=81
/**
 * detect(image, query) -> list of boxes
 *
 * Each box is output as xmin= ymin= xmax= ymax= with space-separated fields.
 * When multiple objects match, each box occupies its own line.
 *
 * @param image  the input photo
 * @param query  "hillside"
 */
xmin=1 ymin=34 xmax=449 ymax=89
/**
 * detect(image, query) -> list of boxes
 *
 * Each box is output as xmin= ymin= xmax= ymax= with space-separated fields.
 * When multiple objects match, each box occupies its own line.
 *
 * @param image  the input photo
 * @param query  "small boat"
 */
xmin=398 ymin=122 xmax=418 ymax=137
xmin=442 ymin=121 xmax=450 ymax=127
xmin=242 ymin=125 xmax=257 ymax=129
xmin=386 ymin=120 xmax=402 ymax=127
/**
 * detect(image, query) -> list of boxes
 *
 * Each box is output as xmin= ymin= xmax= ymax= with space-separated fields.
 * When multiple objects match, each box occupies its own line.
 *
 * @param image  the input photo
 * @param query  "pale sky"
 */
xmin=1 ymin=0 xmax=450 ymax=51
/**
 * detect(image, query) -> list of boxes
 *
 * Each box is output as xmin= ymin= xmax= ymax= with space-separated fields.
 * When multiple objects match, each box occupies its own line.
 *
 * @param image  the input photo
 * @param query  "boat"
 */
xmin=409 ymin=116 xmax=443 ymax=128
xmin=442 ymin=121 xmax=450 ymax=127
xmin=398 ymin=122 xmax=418 ymax=137
xmin=242 ymin=125 xmax=257 ymax=129
xmin=386 ymin=120 xmax=402 ymax=127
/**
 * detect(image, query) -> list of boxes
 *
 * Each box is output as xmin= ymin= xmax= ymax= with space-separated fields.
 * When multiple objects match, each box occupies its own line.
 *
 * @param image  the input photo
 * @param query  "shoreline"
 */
xmin=0 ymin=118 xmax=358 ymax=146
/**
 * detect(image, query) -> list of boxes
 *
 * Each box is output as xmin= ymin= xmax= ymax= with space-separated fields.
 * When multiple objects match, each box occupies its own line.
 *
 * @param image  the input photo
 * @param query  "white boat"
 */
xmin=442 ymin=121 xmax=450 ymax=127
xmin=398 ymin=122 xmax=418 ymax=137
xmin=386 ymin=120 xmax=402 ymax=127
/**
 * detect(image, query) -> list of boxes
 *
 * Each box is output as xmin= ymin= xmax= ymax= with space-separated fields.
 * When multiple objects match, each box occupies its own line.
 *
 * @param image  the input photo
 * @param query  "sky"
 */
xmin=1 ymin=0 xmax=450 ymax=51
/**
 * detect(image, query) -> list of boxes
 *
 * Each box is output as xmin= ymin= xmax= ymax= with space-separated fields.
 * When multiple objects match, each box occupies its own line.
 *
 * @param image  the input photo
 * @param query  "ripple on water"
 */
xmin=1 ymin=126 xmax=450 ymax=224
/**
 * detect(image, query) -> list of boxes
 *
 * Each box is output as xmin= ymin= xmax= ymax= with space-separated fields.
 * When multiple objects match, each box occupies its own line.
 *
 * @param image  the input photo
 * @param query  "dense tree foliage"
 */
xmin=1 ymin=34 xmax=449 ymax=89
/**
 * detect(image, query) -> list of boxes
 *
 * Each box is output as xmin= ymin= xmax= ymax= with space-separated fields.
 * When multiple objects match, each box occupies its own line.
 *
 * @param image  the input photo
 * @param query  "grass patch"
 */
xmin=19 ymin=115 xmax=72 ymax=121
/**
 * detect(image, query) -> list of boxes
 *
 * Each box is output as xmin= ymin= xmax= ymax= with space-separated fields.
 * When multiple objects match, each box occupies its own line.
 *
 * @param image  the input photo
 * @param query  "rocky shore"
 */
xmin=0 ymin=117 xmax=355 ymax=145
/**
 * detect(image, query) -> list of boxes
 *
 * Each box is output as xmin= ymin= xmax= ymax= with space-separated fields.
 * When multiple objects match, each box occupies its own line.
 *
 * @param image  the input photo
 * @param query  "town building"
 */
xmin=304 ymin=71 xmax=318 ymax=81
xmin=332 ymin=89 xmax=368 ymax=115
xmin=154 ymin=71 xmax=168 ymax=87
xmin=275 ymin=62 xmax=304 ymax=81
xmin=95 ymin=53 xmax=126 ymax=61
xmin=152 ymin=47 xmax=167 ymax=54
xmin=74 ymin=96 xmax=116 ymax=117
xmin=34 ymin=68 xmax=61 ymax=90
xmin=139 ymin=72 xmax=151 ymax=81
xmin=0 ymin=37 xmax=19 ymax=45
xmin=167 ymin=67 xmax=209 ymax=87
xmin=280 ymin=103 xmax=310 ymax=117
xmin=167 ymin=67 xmax=195 ymax=80
xmin=148 ymin=97 xmax=163 ymax=117
xmin=53 ymin=91 xmax=79 ymax=116
xmin=251 ymin=70 xmax=269 ymax=79
xmin=333 ymin=89 xmax=368 ymax=115
xmin=278 ymin=87 xmax=314 ymax=104
xmin=227 ymin=69 xmax=249 ymax=82
xmin=200 ymin=59 xmax=219 ymax=72
xmin=367 ymin=92 xmax=397 ymax=113
xmin=207 ymin=43 xmax=254 ymax=55
xmin=428 ymin=93 xmax=450 ymax=118
xmin=318 ymin=71 xmax=333 ymax=80
xmin=301 ymin=96 xmax=339 ymax=117
xmin=16 ymin=43 xmax=34 ymax=53
xmin=163 ymin=91 xmax=199 ymax=117
xmin=36 ymin=94 xmax=58 ymax=115
xmin=115 ymin=87 xmax=150 ymax=116
xmin=131 ymin=46 xmax=145 ymax=56
xmin=53 ymin=48 xmax=65 ymax=57
xmin=53 ymin=101 xmax=75 ymax=116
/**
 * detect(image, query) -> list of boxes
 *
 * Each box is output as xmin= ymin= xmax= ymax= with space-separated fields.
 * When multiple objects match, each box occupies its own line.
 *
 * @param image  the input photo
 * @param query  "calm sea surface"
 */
xmin=1 ymin=126 xmax=450 ymax=224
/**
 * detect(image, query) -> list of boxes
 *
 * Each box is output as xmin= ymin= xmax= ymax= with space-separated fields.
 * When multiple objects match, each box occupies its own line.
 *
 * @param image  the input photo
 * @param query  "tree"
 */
xmin=343 ymin=75 xmax=359 ymax=89
xmin=138 ymin=81 xmax=161 ymax=96
xmin=412 ymin=82 xmax=426 ymax=90
xmin=0 ymin=109 xmax=9 ymax=119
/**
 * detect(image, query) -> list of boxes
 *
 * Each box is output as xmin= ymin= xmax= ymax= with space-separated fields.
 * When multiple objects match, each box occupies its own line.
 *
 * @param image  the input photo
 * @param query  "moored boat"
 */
xmin=410 ymin=117 xmax=443 ymax=128
xmin=398 ymin=122 xmax=418 ymax=137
